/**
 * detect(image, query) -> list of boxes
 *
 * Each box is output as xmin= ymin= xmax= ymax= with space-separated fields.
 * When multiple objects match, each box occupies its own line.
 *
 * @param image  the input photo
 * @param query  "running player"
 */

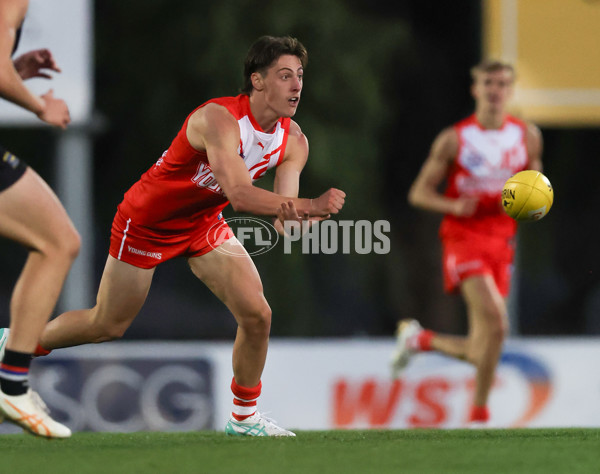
xmin=391 ymin=60 xmax=543 ymax=425
xmin=0 ymin=0 xmax=78 ymax=438
xmin=0 ymin=35 xmax=345 ymax=436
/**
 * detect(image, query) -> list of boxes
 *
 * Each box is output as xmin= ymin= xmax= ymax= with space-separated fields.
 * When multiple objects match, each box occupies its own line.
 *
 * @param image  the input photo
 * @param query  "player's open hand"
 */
xmin=276 ymin=200 xmax=329 ymax=236
xmin=13 ymin=49 xmax=61 ymax=80
xmin=37 ymin=90 xmax=70 ymax=129
xmin=277 ymin=200 xmax=330 ymax=224
xmin=277 ymin=200 xmax=305 ymax=224
xmin=312 ymin=188 xmax=346 ymax=216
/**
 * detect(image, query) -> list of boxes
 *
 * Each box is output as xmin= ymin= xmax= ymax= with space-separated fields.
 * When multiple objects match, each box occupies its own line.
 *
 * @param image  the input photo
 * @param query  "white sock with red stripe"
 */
xmin=231 ymin=377 xmax=261 ymax=421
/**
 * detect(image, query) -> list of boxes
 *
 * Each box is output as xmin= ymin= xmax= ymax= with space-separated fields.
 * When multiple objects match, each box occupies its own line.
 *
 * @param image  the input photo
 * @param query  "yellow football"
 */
xmin=502 ymin=170 xmax=554 ymax=221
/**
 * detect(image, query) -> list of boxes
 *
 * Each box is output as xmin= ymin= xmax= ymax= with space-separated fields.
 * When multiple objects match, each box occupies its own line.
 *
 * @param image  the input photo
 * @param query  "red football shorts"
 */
xmin=441 ymin=235 xmax=515 ymax=297
xmin=109 ymin=209 xmax=234 ymax=269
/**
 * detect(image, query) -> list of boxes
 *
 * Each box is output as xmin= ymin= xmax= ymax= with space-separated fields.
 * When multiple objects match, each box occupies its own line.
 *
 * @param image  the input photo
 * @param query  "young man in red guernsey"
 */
xmin=391 ymin=60 xmax=543 ymax=425
xmin=0 ymin=36 xmax=345 ymax=436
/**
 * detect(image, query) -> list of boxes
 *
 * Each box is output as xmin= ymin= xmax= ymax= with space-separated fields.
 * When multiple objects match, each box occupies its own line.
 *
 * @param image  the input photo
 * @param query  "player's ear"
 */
xmin=470 ymin=82 xmax=477 ymax=100
xmin=251 ymin=72 xmax=264 ymax=92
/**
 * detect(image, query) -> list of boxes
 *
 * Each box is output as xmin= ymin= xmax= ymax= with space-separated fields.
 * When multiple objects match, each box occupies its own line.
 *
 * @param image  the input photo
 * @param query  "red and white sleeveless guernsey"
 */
xmin=118 ymin=94 xmax=291 ymax=232
xmin=110 ymin=95 xmax=290 ymax=267
xmin=439 ymin=114 xmax=529 ymax=241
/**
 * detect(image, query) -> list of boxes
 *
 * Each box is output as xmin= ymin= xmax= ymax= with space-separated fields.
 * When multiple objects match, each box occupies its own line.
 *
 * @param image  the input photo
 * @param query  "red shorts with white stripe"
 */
xmin=441 ymin=235 xmax=515 ymax=297
xmin=109 ymin=208 xmax=234 ymax=269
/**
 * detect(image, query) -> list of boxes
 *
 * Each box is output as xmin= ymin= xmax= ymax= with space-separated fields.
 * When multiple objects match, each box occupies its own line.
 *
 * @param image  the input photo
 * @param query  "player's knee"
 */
xmin=41 ymin=226 xmax=81 ymax=263
xmin=60 ymin=227 xmax=81 ymax=262
xmin=89 ymin=308 xmax=129 ymax=342
xmin=92 ymin=322 xmax=127 ymax=343
xmin=493 ymin=315 xmax=508 ymax=342
xmin=488 ymin=323 xmax=506 ymax=348
xmin=481 ymin=305 xmax=507 ymax=343
xmin=239 ymin=300 xmax=272 ymax=338
xmin=480 ymin=320 xmax=505 ymax=349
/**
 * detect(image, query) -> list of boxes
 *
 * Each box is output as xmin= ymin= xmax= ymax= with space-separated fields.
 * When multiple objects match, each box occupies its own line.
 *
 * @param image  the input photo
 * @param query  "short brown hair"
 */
xmin=241 ymin=36 xmax=308 ymax=95
xmin=470 ymin=59 xmax=515 ymax=81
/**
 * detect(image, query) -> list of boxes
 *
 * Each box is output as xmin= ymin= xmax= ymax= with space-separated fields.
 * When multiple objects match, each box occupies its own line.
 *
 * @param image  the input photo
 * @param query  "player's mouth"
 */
xmin=288 ymin=97 xmax=300 ymax=107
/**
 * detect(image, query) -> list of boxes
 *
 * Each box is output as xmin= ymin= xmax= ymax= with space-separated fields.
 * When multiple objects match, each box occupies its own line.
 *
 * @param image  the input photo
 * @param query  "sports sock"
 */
xmin=0 ymin=349 xmax=32 ymax=396
xmin=34 ymin=343 xmax=51 ymax=357
xmin=469 ymin=405 xmax=490 ymax=422
xmin=231 ymin=377 xmax=261 ymax=421
xmin=416 ymin=329 xmax=435 ymax=351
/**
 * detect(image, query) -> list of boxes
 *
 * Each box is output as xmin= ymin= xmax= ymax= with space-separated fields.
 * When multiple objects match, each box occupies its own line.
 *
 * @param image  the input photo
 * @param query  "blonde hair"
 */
xmin=470 ymin=60 xmax=515 ymax=82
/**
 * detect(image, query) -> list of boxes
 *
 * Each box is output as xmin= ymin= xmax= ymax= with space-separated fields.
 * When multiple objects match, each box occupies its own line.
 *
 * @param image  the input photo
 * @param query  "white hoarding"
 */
xmin=259 ymin=338 xmax=595 ymax=429
xmin=1 ymin=338 xmax=597 ymax=433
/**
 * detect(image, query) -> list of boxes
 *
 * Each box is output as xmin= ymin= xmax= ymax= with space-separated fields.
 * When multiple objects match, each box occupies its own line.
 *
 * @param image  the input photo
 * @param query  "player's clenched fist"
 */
xmin=37 ymin=90 xmax=71 ymax=129
xmin=452 ymin=196 xmax=478 ymax=217
xmin=313 ymin=188 xmax=346 ymax=215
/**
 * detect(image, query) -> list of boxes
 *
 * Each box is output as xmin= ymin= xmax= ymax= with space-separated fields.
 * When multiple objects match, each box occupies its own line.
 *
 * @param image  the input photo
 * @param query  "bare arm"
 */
xmin=186 ymin=104 xmax=344 ymax=217
xmin=271 ymin=126 xmax=340 ymax=233
xmin=13 ymin=48 xmax=61 ymax=80
xmin=272 ymin=122 xmax=344 ymax=213
xmin=525 ymin=122 xmax=543 ymax=172
xmin=0 ymin=0 xmax=44 ymax=114
xmin=408 ymin=127 xmax=477 ymax=217
xmin=0 ymin=0 xmax=70 ymax=128
xmin=272 ymin=121 xmax=308 ymax=199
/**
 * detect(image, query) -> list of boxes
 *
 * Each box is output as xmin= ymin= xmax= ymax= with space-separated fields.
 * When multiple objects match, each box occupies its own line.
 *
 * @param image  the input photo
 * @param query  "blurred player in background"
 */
xmin=391 ymin=60 xmax=543 ymax=425
xmin=0 ymin=0 xmax=78 ymax=438
xmin=0 ymin=35 xmax=345 ymax=436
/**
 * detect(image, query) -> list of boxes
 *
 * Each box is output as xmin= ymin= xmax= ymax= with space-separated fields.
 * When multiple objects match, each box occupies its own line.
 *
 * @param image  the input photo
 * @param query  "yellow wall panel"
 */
xmin=483 ymin=0 xmax=504 ymax=58
xmin=483 ymin=0 xmax=600 ymax=126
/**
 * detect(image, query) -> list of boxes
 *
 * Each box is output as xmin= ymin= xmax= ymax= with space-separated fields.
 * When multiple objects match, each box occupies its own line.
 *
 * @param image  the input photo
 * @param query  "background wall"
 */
xmin=0 ymin=0 xmax=599 ymax=341
xmin=2 ymin=337 xmax=595 ymax=433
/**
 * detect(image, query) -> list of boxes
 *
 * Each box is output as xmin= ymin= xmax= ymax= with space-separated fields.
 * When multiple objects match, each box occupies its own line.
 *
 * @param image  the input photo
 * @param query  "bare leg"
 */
xmin=461 ymin=275 xmax=508 ymax=406
xmin=188 ymin=238 xmax=271 ymax=387
xmin=430 ymin=274 xmax=508 ymax=406
xmin=430 ymin=334 xmax=469 ymax=360
xmin=39 ymin=256 xmax=155 ymax=350
xmin=0 ymin=168 xmax=80 ymax=353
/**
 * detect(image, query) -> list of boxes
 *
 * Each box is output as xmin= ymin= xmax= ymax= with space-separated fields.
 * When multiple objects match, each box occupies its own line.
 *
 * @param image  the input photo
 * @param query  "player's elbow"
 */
xmin=227 ymin=186 xmax=251 ymax=213
xmin=230 ymin=198 xmax=249 ymax=213
xmin=408 ymin=181 xmax=434 ymax=210
xmin=407 ymin=185 xmax=421 ymax=208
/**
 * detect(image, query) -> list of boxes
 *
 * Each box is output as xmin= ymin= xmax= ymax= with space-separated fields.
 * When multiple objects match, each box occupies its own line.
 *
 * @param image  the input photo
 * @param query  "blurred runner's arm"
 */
xmin=408 ymin=127 xmax=477 ymax=217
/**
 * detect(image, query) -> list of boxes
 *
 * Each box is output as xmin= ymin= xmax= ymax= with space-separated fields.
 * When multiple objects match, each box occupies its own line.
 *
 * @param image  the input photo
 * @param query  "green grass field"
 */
xmin=1 ymin=429 xmax=598 ymax=474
